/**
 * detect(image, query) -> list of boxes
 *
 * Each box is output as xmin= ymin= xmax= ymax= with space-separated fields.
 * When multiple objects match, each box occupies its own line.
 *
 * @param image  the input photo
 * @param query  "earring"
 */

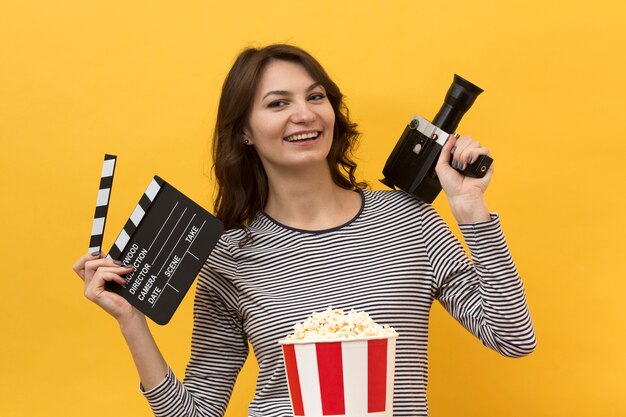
xmin=243 ymin=138 xmax=250 ymax=145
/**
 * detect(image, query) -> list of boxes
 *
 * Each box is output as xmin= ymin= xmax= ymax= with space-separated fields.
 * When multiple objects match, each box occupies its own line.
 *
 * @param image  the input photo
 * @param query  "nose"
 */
xmin=290 ymin=100 xmax=316 ymax=124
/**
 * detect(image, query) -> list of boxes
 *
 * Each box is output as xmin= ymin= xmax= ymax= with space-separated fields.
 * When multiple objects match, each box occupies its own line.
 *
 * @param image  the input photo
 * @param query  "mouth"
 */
xmin=283 ymin=131 xmax=321 ymax=143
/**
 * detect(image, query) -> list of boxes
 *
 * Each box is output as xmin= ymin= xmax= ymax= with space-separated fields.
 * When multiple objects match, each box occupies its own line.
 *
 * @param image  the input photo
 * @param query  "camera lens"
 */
xmin=432 ymin=74 xmax=483 ymax=133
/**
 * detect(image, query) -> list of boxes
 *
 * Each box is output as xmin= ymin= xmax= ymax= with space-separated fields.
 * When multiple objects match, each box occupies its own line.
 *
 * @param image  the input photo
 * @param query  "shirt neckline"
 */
xmin=257 ymin=188 xmax=366 ymax=234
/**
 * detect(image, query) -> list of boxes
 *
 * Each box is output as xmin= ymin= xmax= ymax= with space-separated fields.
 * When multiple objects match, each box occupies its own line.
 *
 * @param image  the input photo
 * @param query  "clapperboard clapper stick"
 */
xmin=90 ymin=155 xmax=224 ymax=325
xmin=89 ymin=154 xmax=117 ymax=254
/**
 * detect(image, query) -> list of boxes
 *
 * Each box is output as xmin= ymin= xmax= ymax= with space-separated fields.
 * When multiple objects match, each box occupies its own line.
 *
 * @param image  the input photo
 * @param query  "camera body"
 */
xmin=380 ymin=75 xmax=492 ymax=203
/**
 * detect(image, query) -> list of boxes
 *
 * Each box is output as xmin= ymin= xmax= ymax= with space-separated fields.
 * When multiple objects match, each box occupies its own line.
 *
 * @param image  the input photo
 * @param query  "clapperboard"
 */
xmin=89 ymin=155 xmax=224 ymax=324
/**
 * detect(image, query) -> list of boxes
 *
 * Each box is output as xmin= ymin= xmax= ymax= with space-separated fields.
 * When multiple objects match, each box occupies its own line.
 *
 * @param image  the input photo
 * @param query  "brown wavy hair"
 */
xmin=213 ymin=44 xmax=365 ymax=231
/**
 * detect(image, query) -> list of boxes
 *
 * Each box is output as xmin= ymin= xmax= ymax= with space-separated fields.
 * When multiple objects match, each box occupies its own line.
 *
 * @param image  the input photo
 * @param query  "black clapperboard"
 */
xmin=90 ymin=155 xmax=224 ymax=324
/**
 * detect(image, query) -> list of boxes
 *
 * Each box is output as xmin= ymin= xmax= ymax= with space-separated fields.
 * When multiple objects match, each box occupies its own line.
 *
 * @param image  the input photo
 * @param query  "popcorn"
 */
xmin=285 ymin=307 xmax=397 ymax=342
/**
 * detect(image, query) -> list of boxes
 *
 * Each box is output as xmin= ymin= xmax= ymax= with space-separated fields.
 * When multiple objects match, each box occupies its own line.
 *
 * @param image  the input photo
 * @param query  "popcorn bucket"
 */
xmin=279 ymin=335 xmax=397 ymax=417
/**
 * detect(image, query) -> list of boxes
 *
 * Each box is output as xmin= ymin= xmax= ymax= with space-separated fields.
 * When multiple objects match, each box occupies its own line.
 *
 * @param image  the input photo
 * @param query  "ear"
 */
xmin=242 ymin=128 xmax=253 ymax=145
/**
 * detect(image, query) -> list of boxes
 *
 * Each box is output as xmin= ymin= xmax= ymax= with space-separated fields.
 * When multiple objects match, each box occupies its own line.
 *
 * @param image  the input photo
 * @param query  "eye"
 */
xmin=309 ymin=93 xmax=326 ymax=101
xmin=267 ymin=99 xmax=287 ymax=109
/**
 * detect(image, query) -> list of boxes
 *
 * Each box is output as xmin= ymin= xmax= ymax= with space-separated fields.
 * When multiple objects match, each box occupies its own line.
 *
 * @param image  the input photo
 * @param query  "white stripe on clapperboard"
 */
xmin=130 ymin=204 xmax=145 ymax=227
xmin=116 ymin=229 xmax=131 ymax=253
xmin=91 ymin=217 xmax=105 ymax=237
xmin=101 ymin=158 xmax=115 ymax=177
xmin=96 ymin=188 xmax=111 ymax=207
xmin=145 ymin=178 xmax=161 ymax=201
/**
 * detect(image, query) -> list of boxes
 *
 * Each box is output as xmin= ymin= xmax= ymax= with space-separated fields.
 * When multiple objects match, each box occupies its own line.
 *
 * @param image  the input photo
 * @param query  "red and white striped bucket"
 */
xmin=279 ymin=335 xmax=397 ymax=416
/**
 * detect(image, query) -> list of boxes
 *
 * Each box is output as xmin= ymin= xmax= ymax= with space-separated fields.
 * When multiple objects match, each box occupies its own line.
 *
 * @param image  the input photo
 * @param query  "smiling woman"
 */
xmin=244 ymin=61 xmax=336 ymax=182
xmin=72 ymin=43 xmax=535 ymax=417
xmin=212 ymin=44 xmax=365 ymax=231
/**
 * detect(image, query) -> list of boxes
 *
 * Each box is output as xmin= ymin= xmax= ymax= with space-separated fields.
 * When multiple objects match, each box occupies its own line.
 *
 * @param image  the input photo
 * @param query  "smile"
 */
xmin=284 ymin=131 xmax=320 ymax=142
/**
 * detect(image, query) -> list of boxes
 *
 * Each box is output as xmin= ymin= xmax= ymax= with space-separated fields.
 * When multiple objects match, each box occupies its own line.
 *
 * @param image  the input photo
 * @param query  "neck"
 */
xmin=263 ymin=164 xmax=361 ymax=231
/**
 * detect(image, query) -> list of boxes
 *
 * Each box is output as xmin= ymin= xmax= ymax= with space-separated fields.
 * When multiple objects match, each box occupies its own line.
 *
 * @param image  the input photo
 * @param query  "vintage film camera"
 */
xmin=380 ymin=75 xmax=492 ymax=203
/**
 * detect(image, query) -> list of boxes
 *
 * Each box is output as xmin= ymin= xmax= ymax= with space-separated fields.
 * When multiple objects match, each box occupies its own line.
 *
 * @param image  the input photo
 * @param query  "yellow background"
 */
xmin=1 ymin=1 xmax=624 ymax=416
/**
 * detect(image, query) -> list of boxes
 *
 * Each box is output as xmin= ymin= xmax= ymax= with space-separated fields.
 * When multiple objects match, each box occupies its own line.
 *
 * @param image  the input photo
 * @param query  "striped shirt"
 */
xmin=143 ymin=189 xmax=536 ymax=416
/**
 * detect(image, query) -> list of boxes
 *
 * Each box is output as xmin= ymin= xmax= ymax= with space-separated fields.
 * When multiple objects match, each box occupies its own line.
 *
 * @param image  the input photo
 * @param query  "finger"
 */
xmin=84 ymin=271 xmax=129 ymax=301
xmin=450 ymin=136 xmax=475 ymax=169
xmin=84 ymin=259 xmax=129 ymax=285
xmin=437 ymin=133 xmax=458 ymax=168
xmin=94 ymin=265 xmax=134 ymax=276
xmin=466 ymin=146 xmax=491 ymax=165
xmin=72 ymin=252 xmax=103 ymax=281
xmin=85 ymin=258 xmax=123 ymax=272
xmin=455 ymin=141 xmax=481 ymax=171
xmin=89 ymin=266 xmax=133 ymax=289
xmin=458 ymin=145 xmax=491 ymax=172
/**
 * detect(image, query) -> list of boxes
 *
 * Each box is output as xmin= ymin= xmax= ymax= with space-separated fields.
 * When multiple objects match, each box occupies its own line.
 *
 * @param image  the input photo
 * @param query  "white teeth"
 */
xmin=285 ymin=132 xmax=319 ymax=142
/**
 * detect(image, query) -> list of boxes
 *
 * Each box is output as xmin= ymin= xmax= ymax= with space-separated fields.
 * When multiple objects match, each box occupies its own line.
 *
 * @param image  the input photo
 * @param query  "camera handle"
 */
xmin=455 ymin=154 xmax=492 ymax=178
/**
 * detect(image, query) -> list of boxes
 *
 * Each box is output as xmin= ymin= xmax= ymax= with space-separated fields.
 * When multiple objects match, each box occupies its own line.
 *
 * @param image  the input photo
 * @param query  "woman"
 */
xmin=73 ymin=44 xmax=536 ymax=417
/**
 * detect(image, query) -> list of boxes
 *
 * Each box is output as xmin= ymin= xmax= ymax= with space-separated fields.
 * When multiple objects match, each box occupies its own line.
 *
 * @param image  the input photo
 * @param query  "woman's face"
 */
xmin=244 ymin=60 xmax=335 ymax=176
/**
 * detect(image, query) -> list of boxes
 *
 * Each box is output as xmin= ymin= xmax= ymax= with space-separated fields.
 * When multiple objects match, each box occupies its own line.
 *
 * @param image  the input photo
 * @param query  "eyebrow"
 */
xmin=261 ymin=82 xmax=323 ymax=101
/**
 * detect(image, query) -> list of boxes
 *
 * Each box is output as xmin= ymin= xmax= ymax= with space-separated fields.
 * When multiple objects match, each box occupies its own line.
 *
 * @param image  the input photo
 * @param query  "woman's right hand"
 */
xmin=73 ymin=254 xmax=169 ymax=389
xmin=72 ymin=253 xmax=137 ymax=322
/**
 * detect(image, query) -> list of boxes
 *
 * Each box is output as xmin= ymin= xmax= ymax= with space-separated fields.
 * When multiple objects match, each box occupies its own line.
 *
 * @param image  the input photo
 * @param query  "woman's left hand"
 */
xmin=435 ymin=134 xmax=494 ymax=224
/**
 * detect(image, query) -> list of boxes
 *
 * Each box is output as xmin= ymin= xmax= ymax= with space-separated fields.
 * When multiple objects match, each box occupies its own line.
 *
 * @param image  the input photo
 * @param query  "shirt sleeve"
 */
xmin=142 ymin=235 xmax=249 ymax=416
xmin=420 ymin=204 xmax=537 ymax=357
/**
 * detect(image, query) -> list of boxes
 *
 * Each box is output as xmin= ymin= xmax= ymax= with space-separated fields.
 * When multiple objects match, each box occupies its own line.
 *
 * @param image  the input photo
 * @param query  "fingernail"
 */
xmin=451 ymin=146 xmax=456 ymax=155
xmin=91 ymin=251 xmax=100 ymax=257
xmin=467 ymin=156 xmax=473 ymax=164
xmin=452 ymin=160 xmax=458 ymax=168
xmin=113 ymin=260 xmax=122 ymax=266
